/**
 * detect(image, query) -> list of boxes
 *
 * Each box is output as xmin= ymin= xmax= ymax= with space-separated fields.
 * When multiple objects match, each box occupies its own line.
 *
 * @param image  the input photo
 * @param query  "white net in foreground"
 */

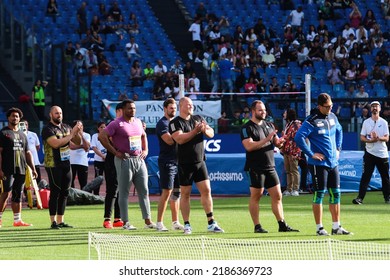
xmin=88 ymin=232 xmax=390 ymax=260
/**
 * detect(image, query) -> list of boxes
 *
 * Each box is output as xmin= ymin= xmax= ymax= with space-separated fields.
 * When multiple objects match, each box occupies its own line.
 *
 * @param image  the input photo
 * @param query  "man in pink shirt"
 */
xmin=99 ymin=99 xmax=155 ymax=230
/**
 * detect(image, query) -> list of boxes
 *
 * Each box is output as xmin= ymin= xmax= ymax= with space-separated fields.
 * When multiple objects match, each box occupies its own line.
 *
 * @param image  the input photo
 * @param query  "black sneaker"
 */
xmin=57 ymin=222 xmax=73 ymax=228
xmin=352 ymin=198 xmax=363 ymax=205
xmin=278 ymin=222 xmax=299 ymax=232
xmin=51 ymin=221 xmax=61 ymax=229
xmin=254 ymin=226 xmax=268 ymax=233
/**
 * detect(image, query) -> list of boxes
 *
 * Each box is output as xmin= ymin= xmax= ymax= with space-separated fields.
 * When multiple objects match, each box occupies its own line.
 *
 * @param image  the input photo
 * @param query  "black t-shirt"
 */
xmin=41 ymin=122 xmax=72 ymax=168
xmin=0 ymin=127 xmax=28 ymax=175
xmin=169 ymin=115 xmax=205 ymax=164
xmin=156 ymin=116 xmax=177 ymax=163
xmin=240 ymin=120 xmax=275 ymax=171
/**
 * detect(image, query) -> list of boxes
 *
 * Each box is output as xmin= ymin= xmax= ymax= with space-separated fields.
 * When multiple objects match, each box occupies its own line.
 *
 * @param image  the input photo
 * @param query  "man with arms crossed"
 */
xmin=169 ymin=97 xmax=224 ymax=234
xmin=99 ymin=99 xmax=155 ymax=230
xmin=352 ymin=101 xmax=389 ymax=204
xmin=155 ymin=98 xmax=184 ymax=232
xmin=240 ymin=100 xmax=299 ymax=233
xmin=295 ymin=93 xmax=352 ymax=236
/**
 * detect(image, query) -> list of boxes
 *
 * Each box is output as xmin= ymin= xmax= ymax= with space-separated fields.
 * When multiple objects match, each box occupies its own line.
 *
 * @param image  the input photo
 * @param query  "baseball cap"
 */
xmin=370 ymin=101 xmax=380 ymax=107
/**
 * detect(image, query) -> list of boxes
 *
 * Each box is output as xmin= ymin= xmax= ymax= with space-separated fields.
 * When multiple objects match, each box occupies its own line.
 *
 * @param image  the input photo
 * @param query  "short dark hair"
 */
xmin=115 ymin=102 xmax=123 ymax=111
xmin=6 ymin=107 xmax=23 ymax=119
xmin=121 ymin=99 xmax=135 ymax=108
xmin=250 ymin=100 xmax=264 ymax=111
xmin=163 ymin=98 xmax=176 ymax=108
xmin=317 ymin=93 xmax=332 ymax=106
xmin=97 ymin=121 xmax=105 ymax=128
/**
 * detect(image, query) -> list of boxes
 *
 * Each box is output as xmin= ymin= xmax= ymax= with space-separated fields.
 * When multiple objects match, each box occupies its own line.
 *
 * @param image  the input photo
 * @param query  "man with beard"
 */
xmin=240 ymin=100 xmax=299 ymax=234
xmin=352 ymin=101 xmax=390 ymax=204
xmin=155 ymin=98 xmax=184 ymax=232
xmin=41 ymin=106 xmax=81 ymax=229
xmin=99 ymin=99 xmax=155 ymax=230
xmin=0 ymin=108 xmax=37 ymax=227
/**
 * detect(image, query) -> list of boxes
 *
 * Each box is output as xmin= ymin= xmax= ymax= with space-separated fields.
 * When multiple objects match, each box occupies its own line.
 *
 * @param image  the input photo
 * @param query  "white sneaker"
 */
xmin=144 ymin=222 xmax=157 ymax=229
xmin=172 ymin=221 xmax=184 ymax=230
xmin=123 ymin=222 xmax=137 ymax=230
xmin=316 ymin=227 xmax=329 ymax=236
xmin=157 ymin=223 xmax=168 ymax=232
xmin=291 ymin=190 xmax=299 ymax=196
xmin=194 ymin=58 xmax=202 ymax=63
xmin=188 ymin=52 xmax=193 ymax=60
xmin=332 ymin=226 xmax=353 ymax=235
xmin=207 ymin=221 xmax=224 ymax=233
xmin=283 ymin=190 xmax=291 ymax=196
xmin=183 ymin=224 xmax=192 ymax=234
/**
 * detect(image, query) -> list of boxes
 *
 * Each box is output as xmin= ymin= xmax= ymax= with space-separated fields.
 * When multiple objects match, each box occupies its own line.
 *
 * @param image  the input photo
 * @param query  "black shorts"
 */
xmin=247 ymin=168 xmax=280 ymax=189
xmin=193 ymin=40 xmax=203 ymax=51
xmin=1 ymin=174 xmax=25 ymax=203
xmin=309 ymin=165 xmax=340 ymax=191
xmin=158 ymin=161 xmax=179 ymax=190
xmin=178 ymin=161 xmax=209 ymax=186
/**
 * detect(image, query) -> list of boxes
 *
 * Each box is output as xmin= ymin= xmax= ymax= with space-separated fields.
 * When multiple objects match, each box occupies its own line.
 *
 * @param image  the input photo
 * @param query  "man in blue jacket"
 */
xmin=295 ymin=93 xmax=352 ymax=236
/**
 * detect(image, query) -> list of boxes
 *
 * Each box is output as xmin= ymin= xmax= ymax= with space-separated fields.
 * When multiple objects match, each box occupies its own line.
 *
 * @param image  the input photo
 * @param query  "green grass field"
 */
xmin=0 ymin=192 xmax=389 ymax=260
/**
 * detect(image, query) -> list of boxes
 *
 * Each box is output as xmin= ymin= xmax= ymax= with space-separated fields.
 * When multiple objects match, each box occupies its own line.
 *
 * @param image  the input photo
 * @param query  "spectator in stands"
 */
xmin=187 ymin=72 xmax=200 ymax=92
xmin=64 ymin=41 xmax=76 ymax=63
xmin=262 ymin=47 xmax=276 ymax=68
xmin=335 ymin=40 xmax=349 ymax=61
xmin=90 ymin=15 xmax=101 ymax=34
xmin=195 ymin=2 xmax=208 ymax=22
xmin=164 ymin=73 xmax=180 ymax=99
xmin=154 ymin=59 xmax=168 ymax=78
xmin=130 ymin=60 xmax=143 ymax=87
xmin=355 ymin=85 xmax=370 ymax=110
xmin=345 ymin=33 xmax=358 ymax=52
xmin=318 ymin=0 xmax=334 ymax=20
xmin=370 ymin=63 xmax=386 ymax=86
xmin=143 ymin=62 xmax=154 ymax=81
xmin=183 ymin=61 xmax=194 ymax=80
xmin=188 ymin=17 xmax=203 ymax=63
xmin=108 ymin=1 xmax=122 ymax=22
xmin=327 ymin=61 xmax=344 ymax=86
xmin=308 ymin=39 xmax=324 ymax=62
xmin=286 ymin=5 xmax=304 ymax=32
xmin=245 ymin=28 xmax=257 ymax=45
xmin=152 ymin=77 xmax=165 ymax=100
xmin=297 ymin=45 xmax=312 ymax=68
xmin=362 ymin=9 xmax=376 ymax=31
xmin=257 ymin=28 xmax=271 ymax=46
xmin=98 ymin=53 xmax=113 ymax=75
xmin=355 ymin=24 xmax=368 ymax=43
xmin=127 ymin=13 xmax=139 ymax=35
xmin=46 ymin=0 xmax=59 ymax=23
xmin=244 ymin=77 xmax=257 ymax=93
xmin=356 ymin=57 xmax=369 ymax=81
xmin=218 ymin=54 xmax=234 ymax=96
xmin=317 ymin=19 xmax=330 ymax=39
xmin=73 ymin=52 xmax=87 ymax=75
xmin=169 ymin=59 xmax=184 ymax=77
xmin=70 ymin=120 xmax=91 ymax=190
xmin=271 ymin=40 xmax=285 ymax=67
xmin=339 ymin=58 xmax=351 ymax=78
xmin=324 ymin=43 xmax=335 ymax=62
xmin=341 ymin=23 xmax=355 ymax=40
xmin=209 ymin=24 xmax=221 ymax=48
xmin=85 ymin=49 xmax=99 ymax=75
xmin=283 ymin=24 xmax=294 ymax=43
xmin=233 ymin=25 xmax=245 ymax=44
xmin=125 ymin=36 xmax=140 ymax=63
xmin=344 ymin=64 xmax=357 ymax=89
xmin=218 ymin=16 xmax=231 ymax=42
xmin=231 ymin=109 xmax=243 ymax=128
xmin=98 ymin=3 xmax=109 ymax=21
xmin=186 ymin=78 xmax=200 ymax=100
xmin=77 ymin=2 xmax=88 ymax=36
xmin=269 ymin=76 xmax=281 ymax=93
xmin=348 ymin=42 xmax=361 ymax=62
xmin=349 ymin=3 xmax=362 ymax=29
xmin=375 ymin=45 xmax=390 ymax=66
xmin=90 ymin=31 xmax=104 ymax=53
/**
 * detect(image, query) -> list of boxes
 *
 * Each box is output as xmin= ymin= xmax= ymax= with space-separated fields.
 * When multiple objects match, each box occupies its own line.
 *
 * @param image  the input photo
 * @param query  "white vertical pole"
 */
xmin=178 ymin=74 xmax=185 ymax=99
xmin=305 ymin=74 xmax=311 ymax=117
